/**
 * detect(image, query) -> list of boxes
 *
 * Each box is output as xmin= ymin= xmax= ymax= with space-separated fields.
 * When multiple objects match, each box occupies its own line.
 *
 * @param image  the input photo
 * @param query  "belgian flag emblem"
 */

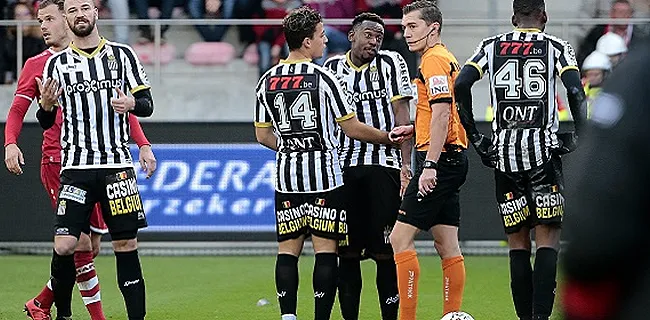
xmin=315 ymin=198 xmax=326 ymax=206
xmin=282 ymin=201 xmax=291 ymax=209
xmin=505 ymin=192 xmax=514 ymax=201
xmin=116 ymin=171 xmax=128 ymax=180
xmin=551 ymin=185 xmax=559 ymax=193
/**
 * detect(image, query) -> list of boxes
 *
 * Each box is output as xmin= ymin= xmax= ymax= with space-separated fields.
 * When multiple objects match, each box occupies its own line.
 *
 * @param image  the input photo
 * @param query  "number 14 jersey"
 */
xmin=254 ymin=59 xmax=355 ymax=193
xmin=466 ymin=28 xmax=578 ymax=172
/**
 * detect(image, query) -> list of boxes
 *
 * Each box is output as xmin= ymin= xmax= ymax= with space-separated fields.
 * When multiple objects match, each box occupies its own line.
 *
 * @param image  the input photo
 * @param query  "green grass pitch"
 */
xmin=0 ymin=255 xmax=562 ymax=319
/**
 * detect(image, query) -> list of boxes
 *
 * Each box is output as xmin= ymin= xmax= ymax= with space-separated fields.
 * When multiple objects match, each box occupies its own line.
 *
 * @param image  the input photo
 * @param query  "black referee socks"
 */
xmin=338 ymin=257 xmax=362 ymax=320
xmin=313 ymin=253 xmax=338 ymax=320
xmin=275 ymin=254 xmax=299 ymax=316
xmin=510 ymin=249 xmax=533 ymax=319
xmin=115 ymin=250 xmax=146 ymax=320
xmin=376 ymin=258 xmax=399 ymax=320
xmin=51 ymin=250 xmax=75 ymax=317
xmin=533 ymin=247 xmax=558 ymax=318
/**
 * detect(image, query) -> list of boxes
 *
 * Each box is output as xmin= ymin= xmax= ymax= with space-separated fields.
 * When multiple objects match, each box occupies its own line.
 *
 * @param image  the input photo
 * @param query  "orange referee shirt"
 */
xmin=414 ymin=43 xmax=468 ymax=152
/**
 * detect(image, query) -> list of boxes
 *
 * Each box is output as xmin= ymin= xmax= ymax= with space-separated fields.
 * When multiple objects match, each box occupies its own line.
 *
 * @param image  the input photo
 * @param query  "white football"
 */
xmin=440 ymin=311 xmax=475 ymax=320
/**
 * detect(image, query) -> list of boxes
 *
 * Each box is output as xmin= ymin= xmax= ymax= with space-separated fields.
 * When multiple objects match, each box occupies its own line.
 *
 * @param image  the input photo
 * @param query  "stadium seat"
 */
xmin=132 ymin=43 xmax=176 ymax=65
xmin=184 ymin=42 xmax=236 ymax=66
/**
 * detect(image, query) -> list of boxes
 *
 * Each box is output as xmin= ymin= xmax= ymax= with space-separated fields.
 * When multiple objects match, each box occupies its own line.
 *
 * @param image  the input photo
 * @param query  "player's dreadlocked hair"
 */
xmin=403 ymin=1 xmax=443 ymax=33
xmin=513 ymin=0 xmax=546 ymax=16
xmin=283 ymin=6 xmax=323 ymax=51
xmin=38 ymin=0 xmax=64 ymax=11
xmin=351 ymin=12 xmax=385 ymax=29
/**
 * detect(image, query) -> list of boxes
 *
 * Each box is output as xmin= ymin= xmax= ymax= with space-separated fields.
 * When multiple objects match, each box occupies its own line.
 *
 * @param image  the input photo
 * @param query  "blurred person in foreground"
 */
xmin=561 ymin=14 xmax=650 ymax=320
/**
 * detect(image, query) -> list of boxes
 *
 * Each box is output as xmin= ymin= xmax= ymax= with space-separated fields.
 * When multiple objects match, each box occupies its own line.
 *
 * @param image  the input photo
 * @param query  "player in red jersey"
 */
xmin=3 ymin=1 xmax=156 ymax=319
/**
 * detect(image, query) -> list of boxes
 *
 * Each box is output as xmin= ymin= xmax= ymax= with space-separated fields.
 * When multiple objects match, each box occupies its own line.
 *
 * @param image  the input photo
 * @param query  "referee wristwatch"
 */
xmin=422 ymin=160 xmax=438 ymax=170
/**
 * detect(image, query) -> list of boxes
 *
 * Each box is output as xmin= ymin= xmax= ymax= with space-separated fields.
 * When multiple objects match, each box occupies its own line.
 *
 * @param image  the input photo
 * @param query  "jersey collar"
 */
xmin=422 ymin=42 xmax=445 ymax=56
xmin=514 ymin=28 xmax=542 ymax=33
xmin=70 ymin=37 xmax=107 ymax=59
xmin=279 ymin=58 xmax=311 ymax=64
xmin=345 ymin=51 xmax=370 ymax=71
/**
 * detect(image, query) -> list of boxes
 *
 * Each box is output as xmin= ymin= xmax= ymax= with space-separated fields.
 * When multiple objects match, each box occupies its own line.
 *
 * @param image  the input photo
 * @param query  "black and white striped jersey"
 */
xmin=466 ymin=28 xmax=579 ymax=172
xmin=254 ymin=59 xmax=355 ymax=193
xmin=324 ymin=50 xmax=413 ymax=169
xmin=43 ymin=38 xmax=150 ymax=170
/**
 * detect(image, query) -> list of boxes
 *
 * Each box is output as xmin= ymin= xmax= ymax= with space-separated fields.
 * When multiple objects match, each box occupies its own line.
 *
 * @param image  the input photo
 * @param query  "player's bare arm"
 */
xmin=455 ymin=65 xmax=497 ymax=167
xmin=4 ymin=58 xmax=43 ymax=175
xmin=128 ymin=115 xmax=157 ymax=178
xmin=255 ymin=126 xmax=278 ymax=151
xmin=392 ymin=98 xmax=414 ymax=195
xmin=418 ymin=101 xmax=450 ymax=196
xmin=339 ymin=116 xmax=412 ymax=145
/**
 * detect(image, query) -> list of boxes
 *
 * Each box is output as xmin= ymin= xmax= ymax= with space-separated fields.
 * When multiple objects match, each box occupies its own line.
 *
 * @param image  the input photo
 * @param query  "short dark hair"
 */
xmin=352 ymin=12 xmax=385 ymax=29
xmin=38 ymin=0 xmax=64 ymax=11
xmin=283 ymin=6 xmax=322 ymax=51
xmin=402 ymin=1 xmax=443 ymax=33
xmin=513 ymin=0 xmax=545 ymax=16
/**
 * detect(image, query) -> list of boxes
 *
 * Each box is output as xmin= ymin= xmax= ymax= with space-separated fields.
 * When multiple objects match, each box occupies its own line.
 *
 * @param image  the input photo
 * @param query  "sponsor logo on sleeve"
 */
xmin=428 ymin=75 xmax=449 ymax=95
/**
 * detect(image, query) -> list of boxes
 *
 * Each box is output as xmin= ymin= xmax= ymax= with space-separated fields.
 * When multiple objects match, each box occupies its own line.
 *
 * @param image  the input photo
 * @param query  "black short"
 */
xmin=495 ymin=154 xmax=564 ymax=234
xmin=339 ymin=165 xmax=400 ymax=259
xmin=275 ymin=186 xmax=347 ymax=242
xmin=398 ymin=150 xmax=468 ymax=231
xmin=55 ymin=168 xmax=147 ymax=240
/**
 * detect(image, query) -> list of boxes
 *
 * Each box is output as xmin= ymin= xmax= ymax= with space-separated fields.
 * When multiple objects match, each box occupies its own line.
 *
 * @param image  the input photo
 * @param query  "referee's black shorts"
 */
xmin=495 ymin=154 xmax=565 ymax=234
xmin=55 ymin=167 xmax=148 ymax=241
xmin=339 ymin=165 xmax=401 ymax=259
xmin=398 ymin=150 xmax=468 ymax=231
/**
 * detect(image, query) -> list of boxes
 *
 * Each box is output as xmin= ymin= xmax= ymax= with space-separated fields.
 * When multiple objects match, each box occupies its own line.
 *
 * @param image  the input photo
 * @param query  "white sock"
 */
xmin=281 ymin=314 xmax=297 ymax=320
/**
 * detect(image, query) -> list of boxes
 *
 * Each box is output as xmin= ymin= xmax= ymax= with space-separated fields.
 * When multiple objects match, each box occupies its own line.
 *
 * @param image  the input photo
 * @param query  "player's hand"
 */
xmin=111 ymin=87 xmax=135 ymax=114
xmin=205 ymin=0 xmax=221 ymax=14
xmin=271 ymin=45 xmax=282 ymax=58
xmin=389 ymin=125 xmax=414 ymax=144
xmin=138 ymin=144 xmax=157 ymax=179
xmin=471 ymin=134 xmax=498 ymax=168
xmin=36 ymin=77 xmax=62 ymax=112
xmin=418 ymin=168 xmax=437 ymax=197
xmin=554 ymin=132 xmax=577 ymax=155
xmin=400 ymin=164 xmax=412 ymax=197
xmin=4 ymin=143 xmax=25 ymax=175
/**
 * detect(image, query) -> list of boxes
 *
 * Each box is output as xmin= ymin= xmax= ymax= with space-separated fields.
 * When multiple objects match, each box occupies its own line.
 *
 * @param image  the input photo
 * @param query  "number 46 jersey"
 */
xmin=466 ymin=28 xmax=579 ymax=172
xmin=254 ymin=60 xmax=355 ymax=193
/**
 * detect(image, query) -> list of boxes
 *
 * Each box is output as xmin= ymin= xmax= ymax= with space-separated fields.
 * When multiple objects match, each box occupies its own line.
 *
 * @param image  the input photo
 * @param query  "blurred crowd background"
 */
xmin=0 ymin=0 xmax=648 ymax=121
